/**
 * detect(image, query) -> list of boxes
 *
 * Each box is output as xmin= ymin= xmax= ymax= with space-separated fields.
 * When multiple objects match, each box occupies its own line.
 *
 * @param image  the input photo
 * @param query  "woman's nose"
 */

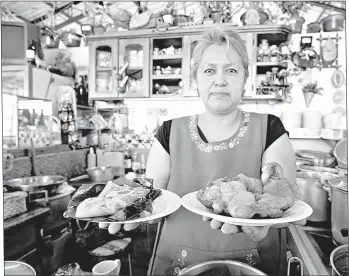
xmin=214 ymin=72 xmax=227 ymax=86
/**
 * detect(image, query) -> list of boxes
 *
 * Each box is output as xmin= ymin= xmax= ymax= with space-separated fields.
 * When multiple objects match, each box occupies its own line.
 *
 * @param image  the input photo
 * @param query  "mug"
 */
xmin=92 ymin=259 xmax=121 ymax=275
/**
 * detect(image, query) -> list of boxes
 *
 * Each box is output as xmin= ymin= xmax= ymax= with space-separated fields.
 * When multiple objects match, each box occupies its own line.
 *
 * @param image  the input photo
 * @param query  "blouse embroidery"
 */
xmin=189 ymin=112 xmax=251 ymax=153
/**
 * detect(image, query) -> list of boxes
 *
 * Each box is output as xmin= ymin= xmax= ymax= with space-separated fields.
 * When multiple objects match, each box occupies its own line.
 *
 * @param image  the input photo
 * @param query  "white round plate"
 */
xmin=76 ymin=189 xmax=181 ymax=224
xmin=181 ymin=192 xmax=313 ymax=227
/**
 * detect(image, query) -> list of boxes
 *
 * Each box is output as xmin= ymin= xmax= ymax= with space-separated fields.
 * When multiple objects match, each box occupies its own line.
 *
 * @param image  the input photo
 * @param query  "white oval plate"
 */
xmin=76 ymin=189 xmax=181 ymax=224
xmin=181 ymin=192 xmax=313 ymax=227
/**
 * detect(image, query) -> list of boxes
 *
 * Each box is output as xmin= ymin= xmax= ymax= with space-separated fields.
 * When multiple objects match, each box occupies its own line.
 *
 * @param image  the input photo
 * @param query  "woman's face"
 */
xmin=196 ymin=44 xmax=245 ymax=115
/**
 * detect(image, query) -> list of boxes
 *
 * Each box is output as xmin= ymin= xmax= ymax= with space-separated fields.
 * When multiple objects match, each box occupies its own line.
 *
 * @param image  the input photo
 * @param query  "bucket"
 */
xmin=330 ymin=244 xmax=349 ymax=275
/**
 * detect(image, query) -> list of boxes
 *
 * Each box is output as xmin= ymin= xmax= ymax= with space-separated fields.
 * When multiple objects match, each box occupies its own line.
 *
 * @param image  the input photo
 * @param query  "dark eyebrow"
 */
xmin=203 ymin=63 xmax=238 ymax=67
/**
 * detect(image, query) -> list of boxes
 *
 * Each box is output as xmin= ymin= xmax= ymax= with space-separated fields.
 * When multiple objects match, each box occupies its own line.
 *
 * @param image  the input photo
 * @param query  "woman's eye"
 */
xmin=203 ymin=69 xmax=215 ymax=74
xmin=227 ymin=69 xmax=237 ymax=74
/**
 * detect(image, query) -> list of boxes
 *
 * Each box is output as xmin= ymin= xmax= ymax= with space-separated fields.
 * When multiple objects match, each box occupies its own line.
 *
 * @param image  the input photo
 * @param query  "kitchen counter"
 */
xmin=4 ymin=207 xmax=50 ymax=230
xmin=287 ymin=225 xmax=331 ymax=275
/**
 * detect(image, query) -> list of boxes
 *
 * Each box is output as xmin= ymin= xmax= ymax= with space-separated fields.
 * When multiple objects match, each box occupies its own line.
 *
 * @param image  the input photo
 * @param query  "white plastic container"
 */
xmin=302 ymin=110 xmax=323 ymax=129
xmin=281 ymin=112 xmax=302 ymax=129
xmin=323 ymin=113 xmax=342 ymax=129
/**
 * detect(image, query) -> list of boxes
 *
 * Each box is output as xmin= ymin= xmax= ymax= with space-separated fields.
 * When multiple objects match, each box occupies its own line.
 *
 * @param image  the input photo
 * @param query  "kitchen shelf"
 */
xmin=256 ymin=61 xmax=288 ymax=67
xmin=152 ymin=54 xmax=182 ymax=60
xmin=151 ymin=94 xmax=183 ymax=98
xmin=77 ymin=105 xmax=94 ymax=110
xmin=96 ymin=67 xmax=113 ymax=71
xmin=243 ymin=95 xmax=284 ymax=101
xmin=152 ymin=74 xmax=182 ymax=80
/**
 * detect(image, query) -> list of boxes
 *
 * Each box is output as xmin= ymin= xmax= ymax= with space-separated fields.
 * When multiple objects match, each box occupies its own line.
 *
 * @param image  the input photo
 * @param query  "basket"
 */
xmin=4 ymin=191 xmax=27 ymax=220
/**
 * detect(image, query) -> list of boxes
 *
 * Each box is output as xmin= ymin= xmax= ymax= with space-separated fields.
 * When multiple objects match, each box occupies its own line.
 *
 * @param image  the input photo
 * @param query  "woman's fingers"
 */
xmin=124 ymin=223 xmax=140 ymax=232
xmin=202 ymin=216 xmax=212 ymax=222
xmin=221 ymin=223 xmax=239 ymax=234
xmin=210 ymin=219 xmax=223 ymax=229
xmin=108 ymin=223 xmax=122 ymax=234
xmin=241 ymin=226 xmax=270 ymax=241
xmin=99 ymin=222 xmax=109 ymax=229
xmin=292 ymin=219 xmax=307 ymax=226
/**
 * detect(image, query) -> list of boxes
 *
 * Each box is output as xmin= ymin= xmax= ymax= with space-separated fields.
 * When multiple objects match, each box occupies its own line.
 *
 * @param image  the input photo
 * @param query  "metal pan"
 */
xmin=298 ymin=165 xmax=339 ymax=175
xmin=4 ymin=175 xmax=67 ymax=197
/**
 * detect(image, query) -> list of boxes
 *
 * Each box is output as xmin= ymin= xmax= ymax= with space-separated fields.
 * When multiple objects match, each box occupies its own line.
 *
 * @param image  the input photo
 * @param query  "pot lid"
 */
xmin=328 ymin=177 xmax=348 ymax=192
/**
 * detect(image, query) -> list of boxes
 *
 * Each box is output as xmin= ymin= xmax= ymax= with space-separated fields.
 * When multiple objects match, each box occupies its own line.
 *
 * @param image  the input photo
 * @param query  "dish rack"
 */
xmin=4 ymin=191 xmax=27 ymax=220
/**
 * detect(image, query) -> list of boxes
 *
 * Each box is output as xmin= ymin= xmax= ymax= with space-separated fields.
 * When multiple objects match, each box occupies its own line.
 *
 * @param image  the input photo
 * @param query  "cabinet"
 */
xmin=2 ymin=65 xmax=31 ymax=97
xmin=87 ymin=24 xmax=291 ymax=101
xmin=89 ymin=41 xmax=119 ymax=99
xmin=118 ymin=38 xmax=150 ymax=98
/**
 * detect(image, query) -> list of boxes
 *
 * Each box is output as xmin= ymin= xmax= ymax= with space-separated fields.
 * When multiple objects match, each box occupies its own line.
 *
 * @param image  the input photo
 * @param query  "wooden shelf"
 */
xmin=243 ymin=95 xmax=284 ymax=101
xmin=152 ymin=74 xmax=182 ymax=80
xmin=256 ymin=61 xmax=287 ymax=67
xmin=152 ymin=54 xmax=182 ymax=60
xmin=96 ymin=67 xmax=113 ymax=71
xmin=77 ymin=105 xmax=94 ymax=110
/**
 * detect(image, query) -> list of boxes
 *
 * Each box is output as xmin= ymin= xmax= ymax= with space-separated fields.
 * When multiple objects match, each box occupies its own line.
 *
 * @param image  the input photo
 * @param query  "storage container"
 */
xmin=4 ymin=191 xmax=27 ymax=220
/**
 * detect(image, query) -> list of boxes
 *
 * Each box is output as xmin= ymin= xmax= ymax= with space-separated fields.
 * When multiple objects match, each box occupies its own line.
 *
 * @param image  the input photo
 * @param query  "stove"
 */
xmin=303 ymin=221 xmax=338 ymax=273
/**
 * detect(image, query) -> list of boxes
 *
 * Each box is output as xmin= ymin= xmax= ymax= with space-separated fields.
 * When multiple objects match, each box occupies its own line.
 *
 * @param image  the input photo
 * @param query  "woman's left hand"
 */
xmin=203 ymin=216 xmax=306 ymax=241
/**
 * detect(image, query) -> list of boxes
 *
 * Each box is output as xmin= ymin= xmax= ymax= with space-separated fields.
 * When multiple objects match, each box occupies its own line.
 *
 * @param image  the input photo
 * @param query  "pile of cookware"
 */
xmin=296 ymin=148 xmax=348 ymax=246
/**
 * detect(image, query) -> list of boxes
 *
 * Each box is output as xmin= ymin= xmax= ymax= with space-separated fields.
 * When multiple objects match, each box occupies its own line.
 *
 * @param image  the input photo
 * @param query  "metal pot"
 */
xmin=298 ymin=165 xmax=339 ymax=175
xmin=296 ymin=159 xmax=314 ymax=167
xmin=296 ymin=150 xmax=336 ymax=167
xmin=86 ymin=166 xmax=123 ymax=182
xmin=321 ymin=14 xmax=345 ymax=32
xmin=296 ymin=171 xmax=341 ymax=222
xmin=61 ymin=31 xmax=83 ymax=47
xmin=307 ymin=22 xmax=321 ymax=33
xmin=330 ymin=244 xmax=349 ymax=276
xmin=327 ymin=177 xmax=348 ymax=245
xmin=5 ymin=261 xmax=36 ymax=275
xmin=4 ymin=175 xmax=67 ymax=197
xmin=178 ymin=260 xmax=267 ymax=276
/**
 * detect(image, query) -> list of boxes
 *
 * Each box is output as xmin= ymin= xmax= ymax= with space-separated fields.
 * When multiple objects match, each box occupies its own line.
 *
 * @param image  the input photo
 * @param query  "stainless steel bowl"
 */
xmin=86 ymin=166 xmax=122 ymax=182
xmin=4 ymin=175 xmax=66 ymax=196
xmin=178 ymin=260 xmax=267 ymax=276
xmin=330 ymin=244 xmax=349 ymax=276
xmin=298 ymin=165 xmax=339 ymax=175
xmin=296 ymin=150 xmax=336 ymax=167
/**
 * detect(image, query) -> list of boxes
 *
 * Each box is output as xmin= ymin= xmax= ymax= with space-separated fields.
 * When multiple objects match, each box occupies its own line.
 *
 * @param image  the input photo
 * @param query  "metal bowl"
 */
xmin=330 ymin=244 xmax=349 ymax=275
xmin=298 ymin=165 xmax=339 ymax=175
xmin=178 ymin=260 xmax=267 ymax=275
xmin=321 ymin=14 xmax=345 ymax=32
xmin=4 ymin=175 xmax=66 ymax=196
xmin=5 ymin=261 xmax=36 ymax=275
xmin=86 ymin=166 xmax=123 ymax=182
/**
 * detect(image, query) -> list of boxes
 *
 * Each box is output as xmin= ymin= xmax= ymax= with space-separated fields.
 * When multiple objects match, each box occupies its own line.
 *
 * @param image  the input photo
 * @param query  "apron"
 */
xmin=148 ymin=112 xmax=286 ymax=276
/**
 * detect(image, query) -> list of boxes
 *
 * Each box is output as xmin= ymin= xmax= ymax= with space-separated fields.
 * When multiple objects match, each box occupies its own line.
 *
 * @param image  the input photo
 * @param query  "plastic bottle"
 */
xmin=87 ymin=147 xmax=96 ymax=168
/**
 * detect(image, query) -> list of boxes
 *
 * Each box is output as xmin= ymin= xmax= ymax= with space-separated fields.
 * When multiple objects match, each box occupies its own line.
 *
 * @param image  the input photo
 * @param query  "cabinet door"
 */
xmin=118 ymin=38 xmax=150 ymax=98
xmin=89 ymin=41 xmax=118 ymax=100
xmin=182 ymin=35 xmax=201 ymax=97
xmin=2 ymin=65 xmax=30 ymax=97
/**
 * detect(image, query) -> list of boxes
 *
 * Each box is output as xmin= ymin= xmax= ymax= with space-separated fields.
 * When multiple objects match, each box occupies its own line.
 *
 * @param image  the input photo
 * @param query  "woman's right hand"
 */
xmin=99 ymin=218 xmax=161 ymax=234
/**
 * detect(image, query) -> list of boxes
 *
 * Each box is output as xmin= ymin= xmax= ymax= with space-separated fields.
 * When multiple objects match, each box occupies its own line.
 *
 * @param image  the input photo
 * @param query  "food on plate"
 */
xmin=63 ymin=177 xmax=162 ymax=221
xmin=196 ymin=162 xmax=298 ymax=219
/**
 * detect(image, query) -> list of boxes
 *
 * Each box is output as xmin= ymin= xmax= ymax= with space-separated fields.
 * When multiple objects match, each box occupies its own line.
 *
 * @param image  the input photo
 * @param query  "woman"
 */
xmin=100 ymin=26 xmax=303 ymax=276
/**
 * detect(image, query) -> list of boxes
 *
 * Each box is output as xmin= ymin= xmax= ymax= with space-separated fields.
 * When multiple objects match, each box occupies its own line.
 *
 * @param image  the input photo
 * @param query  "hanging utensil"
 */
xmin=332 ymin=69 xmax=345 ymax=88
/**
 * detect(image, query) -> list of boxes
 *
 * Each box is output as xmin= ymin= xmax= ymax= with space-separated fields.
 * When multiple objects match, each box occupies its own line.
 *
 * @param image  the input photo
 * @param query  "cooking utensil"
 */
xmin=332 ymin=69 xmax=345 ymax=88
xmin=4 ymin=175 xmax=67 ymax=197
xmin=307 ymin=22 xmax=321 ymax=33
xmin=296 ymin=159 xmax=314 ymax=167
xmin=296 ymin=171 xmax=341 ymax=222
xmin=86 ymin=166 xmax=123 ymax=182
xmin=178 ymin=260 xmax=267 ymax=275
xmin=334 ymin=139 xmax=347 ymax=169
xmin=298 ymin=165 xmax=339 ymax=174
xmin=5 ymin=261 xmax=36 ymax=275
xmin=321 ymin=14 xmax=345 ymax=32
xmin=292 ymin=49 xmax=320 ymax=69
xmin=330 ymin=244 xmax=349 ymax=276
xmin=240 ymin=10 xmax=269 ymax=26
xmin=327 ymin=177 xmax=348 ymax=245
xmin=60 ymin=31 xmax=83 ymax=47
xmin=296 ymin=150 xmax=336 ymax=167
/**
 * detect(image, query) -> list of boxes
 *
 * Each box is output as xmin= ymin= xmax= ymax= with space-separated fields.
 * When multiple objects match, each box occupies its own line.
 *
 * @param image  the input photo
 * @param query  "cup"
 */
xmin=92 ymin=259 xmax=121 ymax=275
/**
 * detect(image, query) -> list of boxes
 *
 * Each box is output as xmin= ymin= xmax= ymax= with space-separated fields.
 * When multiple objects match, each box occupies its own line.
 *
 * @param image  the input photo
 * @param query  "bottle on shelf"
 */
xmin=78 ymin=76 xmax=86 ymax=106
xmin=38 ymin=109 xmax=45 ymax=126
xmin=87 ymin=147 xmax=96 ymax=168
xmin=124 ymin=149 xmax=133 ymax=174
xmin=74 ymin=81 xmax=81 ymax=106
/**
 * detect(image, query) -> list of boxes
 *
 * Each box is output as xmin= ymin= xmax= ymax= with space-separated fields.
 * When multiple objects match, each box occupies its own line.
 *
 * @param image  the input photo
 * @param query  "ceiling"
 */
xmin=0 ymin=1 xmax=346 ymax=33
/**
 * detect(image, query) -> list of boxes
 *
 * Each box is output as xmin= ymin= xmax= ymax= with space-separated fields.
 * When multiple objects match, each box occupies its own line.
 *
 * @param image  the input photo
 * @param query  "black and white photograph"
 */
xmin=1 ymin=1 xmax=348 ymax=275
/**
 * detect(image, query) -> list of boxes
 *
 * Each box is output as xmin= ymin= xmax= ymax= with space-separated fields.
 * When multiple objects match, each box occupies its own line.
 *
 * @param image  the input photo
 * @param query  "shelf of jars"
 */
xmin=151 ymin=37 xmax=184 ymax=98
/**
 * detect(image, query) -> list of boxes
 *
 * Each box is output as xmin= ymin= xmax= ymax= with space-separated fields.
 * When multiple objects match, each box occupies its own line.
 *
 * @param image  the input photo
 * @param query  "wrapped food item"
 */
xmin=64 ymin=177 xmax=161 ymax=222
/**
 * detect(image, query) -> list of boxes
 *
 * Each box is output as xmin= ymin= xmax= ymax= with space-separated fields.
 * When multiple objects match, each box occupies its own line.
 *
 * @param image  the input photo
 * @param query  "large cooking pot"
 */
xmin=296 ymin=150 xmax=337 ymax=167
xmin=177 ymin=260 xmax=267 ymax=275
xmin=330 ymin=244 xmax=349 ymax=276
xmin=296 ymin=171 xmax=341 ymax=222
xmin=327 ymin=177 xmax=348 ymax=245
xmin=4 ymin=175 xmax=67 ymax=197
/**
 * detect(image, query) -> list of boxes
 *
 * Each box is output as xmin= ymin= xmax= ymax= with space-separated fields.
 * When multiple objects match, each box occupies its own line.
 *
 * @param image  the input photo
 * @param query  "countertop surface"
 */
xmin=4 ymin=207 xmax=51 ymax=230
